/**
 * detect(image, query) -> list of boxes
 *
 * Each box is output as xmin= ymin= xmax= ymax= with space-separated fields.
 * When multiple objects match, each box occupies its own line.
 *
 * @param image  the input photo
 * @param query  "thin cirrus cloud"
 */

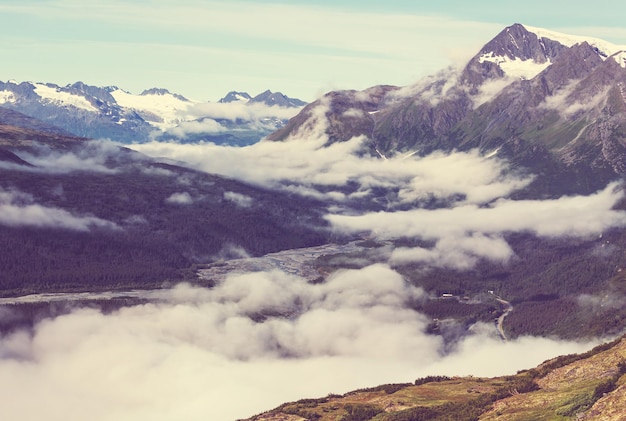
xmin=4 ymin=2 xmax=626 ymax=102
xmin=0 ymin=0 xmax=500 ymax=101
xmin=0 ymin=265 xmax=598 ymax=421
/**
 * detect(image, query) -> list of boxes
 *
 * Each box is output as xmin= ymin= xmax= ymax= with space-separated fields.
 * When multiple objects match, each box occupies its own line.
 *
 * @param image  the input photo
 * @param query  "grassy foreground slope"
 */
xmin=244 ymin=337 xmax=626 ymax=421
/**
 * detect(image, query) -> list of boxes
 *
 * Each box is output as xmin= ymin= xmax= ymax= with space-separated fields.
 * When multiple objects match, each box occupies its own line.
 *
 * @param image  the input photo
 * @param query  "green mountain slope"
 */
xmin=245 ymin=336 xmax=626 ymax=421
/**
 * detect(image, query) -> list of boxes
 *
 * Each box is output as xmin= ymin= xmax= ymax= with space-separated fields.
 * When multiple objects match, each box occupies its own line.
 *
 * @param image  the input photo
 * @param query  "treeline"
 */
xmin=0 ymin=161 xmax=330 ymax=295
xmin=505 ymin=297 xmax=626 ymax=339
xmin=391 ymin=230 xmax=626 ymax=338
xmin=384 ymin=374 xmax=539 ymax=421
xmin=397 ymin=231 xmax=626 ymax=302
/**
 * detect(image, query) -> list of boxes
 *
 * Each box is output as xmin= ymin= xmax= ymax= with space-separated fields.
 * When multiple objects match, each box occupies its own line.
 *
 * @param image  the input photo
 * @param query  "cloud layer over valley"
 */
xmin=130 ymin=102 xmax=626 ymax=271
xmin=3 ymin=86 xmax=626 ymax=420
xmin=0 ymin=266 xmax=598 ymax=421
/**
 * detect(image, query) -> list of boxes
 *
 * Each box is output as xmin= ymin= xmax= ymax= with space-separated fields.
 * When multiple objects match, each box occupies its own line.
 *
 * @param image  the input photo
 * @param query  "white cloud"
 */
xmin=539 ymin=79 xmax=609 ymax=118
xmin=327 ymin=183 xmax=626 ymax=268
xmin=165 ymin=192 xmax=193 ymax=205
xmin=0 ymin=266 xmax=599 ymax=421
xmin=160 ymin=102 xmax=302 ymax=139
xmin=223 ymin=191 xmax=253 ymax=208
xmin=130 ymin=137 xmax=531 ymax=207
xmin=163 ymin=118 xmax=226 ymax=137
xmin=578 ymin=293 xmax=626 ymax=311
xmin=391 ymin=234 xmax=513 ymax=270
xmin=10 ymin=140 xmax=123 ymax=174
xmin=187 ymin=101 xmax=301 ymax=122
xmin=471 ymin=76 xmax=517 ymax=108
xmin=327 ymin=182 xmax=626 ymax=240
xmin=0 ymin=188 xmax=119 ymax=231
xmin=129 ymin=119 xmax=626 ymax=271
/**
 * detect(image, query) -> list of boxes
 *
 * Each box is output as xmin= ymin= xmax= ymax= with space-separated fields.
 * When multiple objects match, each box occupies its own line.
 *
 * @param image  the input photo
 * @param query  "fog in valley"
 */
xmin=2 ymin=98 xmax=625 ymax=420
xmin=0 ymin=270 xmax=600 ymax=421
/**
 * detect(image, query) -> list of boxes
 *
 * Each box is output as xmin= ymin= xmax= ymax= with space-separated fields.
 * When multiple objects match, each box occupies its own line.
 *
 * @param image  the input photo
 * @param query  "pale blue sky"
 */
xmin=1 ymin=0 xmax=626 ymax=102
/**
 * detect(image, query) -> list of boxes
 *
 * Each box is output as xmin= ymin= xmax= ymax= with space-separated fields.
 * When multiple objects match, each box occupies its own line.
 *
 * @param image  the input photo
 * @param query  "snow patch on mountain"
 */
xmin=612 ymin=51 xmax=626 ymax=68
xmin=478 ymin=52 xmax=551 ymax=79
xmin=33 ymin=83 xmax=98 ymax=112
xmin=110 ymin=88 xmax=199 ymax=131
xmin=219 ymin=91 xmax=253 ymax=104
xmin=0 ymin=90 xmax=16 ymax=104
xmin=523 ymin=24 xmax=626 ymax=59
xmin=233 ymin=93 xmax=250 ymax=103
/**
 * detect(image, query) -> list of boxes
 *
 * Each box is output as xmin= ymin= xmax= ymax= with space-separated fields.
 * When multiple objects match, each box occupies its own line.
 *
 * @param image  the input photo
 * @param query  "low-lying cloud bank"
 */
xmin=330 ymin=182 xmax=626 ymax=268
xmin=0 ymin=265 xmax=598 ymax=421
xmin=130 ymin=136 xmax=532 ymax=206
xmin=129 ymin=134 xmax=626 ymax=270
xmin=160 ymin=102 xmax=302 ymax=138
xmin=0 ymin=188 xmax=119 ymax=231
xmin=4 ymin=140 xmax=124 ymax=174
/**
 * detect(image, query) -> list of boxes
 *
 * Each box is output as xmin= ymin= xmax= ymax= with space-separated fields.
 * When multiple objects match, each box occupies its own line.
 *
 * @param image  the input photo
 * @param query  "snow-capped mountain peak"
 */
xmin=219 ymin=91 xmax=252 ymax=103
xmin=471 ymin=23 xmax=626 ymax=82
xmin=33 ymin=83 xmax=99 ymax=112
xmin=471 ymin=23 xmax=567 ymax=81
xmin=110 ymin=88 xmax=198 ymax=130
xmin=522 ymin=24 xmax=626 ymax=59
xmin=0 ymin=79 xmax=308 ymax=143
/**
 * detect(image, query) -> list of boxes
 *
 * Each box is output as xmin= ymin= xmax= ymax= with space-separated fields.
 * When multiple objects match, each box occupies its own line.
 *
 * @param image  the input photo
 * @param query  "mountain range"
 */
xmin=0 ymin=81 xmax=306 ymax=145
xmin=3 ymin=22 xmax=626 ymax=420
xmin=0 ymin=123 xmax=329 ymax=296
xmin=269 ymin=23 xmax=626 ymax=196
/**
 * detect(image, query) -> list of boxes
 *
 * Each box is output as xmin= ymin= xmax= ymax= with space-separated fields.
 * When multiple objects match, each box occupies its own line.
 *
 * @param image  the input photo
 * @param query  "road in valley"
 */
xmin=492 ymin=294 xmax=513 ymax=342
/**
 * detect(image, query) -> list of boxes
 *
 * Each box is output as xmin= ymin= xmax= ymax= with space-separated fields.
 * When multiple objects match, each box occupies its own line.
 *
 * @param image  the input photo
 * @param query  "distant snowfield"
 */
xmin=110 ymin=88 xmax=198 ymax=131
xmin=33 ymin=83 xmax=99 ymax=112
xmin=0 ymin=90 xmax=16 ymax=104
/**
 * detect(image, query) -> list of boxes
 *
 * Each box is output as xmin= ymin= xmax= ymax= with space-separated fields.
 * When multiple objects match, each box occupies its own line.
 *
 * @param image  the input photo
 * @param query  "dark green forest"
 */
xmin=0 ymin=158 xmax=330 ymax=296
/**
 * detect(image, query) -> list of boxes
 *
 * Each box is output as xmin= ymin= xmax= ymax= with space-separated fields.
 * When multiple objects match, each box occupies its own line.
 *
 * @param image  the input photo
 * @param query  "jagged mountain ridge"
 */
xmin=0 ymin=80 xmax=306 ymax=144
xmin=269 ymin=23 xmax=626 ymax=195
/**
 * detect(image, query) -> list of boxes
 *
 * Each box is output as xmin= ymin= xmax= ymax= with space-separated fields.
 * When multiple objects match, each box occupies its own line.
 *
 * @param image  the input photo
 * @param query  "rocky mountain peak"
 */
xmin=461 ymin=23 xmax=569 ymax=86
xmin=140 ymin=88 xmax=189 ymax=101
xmin=250 ymin=90 xmax=307 ymax=108
xmin=218 ymin=91 xmax=252 ymax=103
xmin=482 ymin=23 xmax=566 ymax=63
xmin=267 ymin=24 xmax=626 ymax=193
xmin=66 ymin=81 xmax=116 ymax=104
